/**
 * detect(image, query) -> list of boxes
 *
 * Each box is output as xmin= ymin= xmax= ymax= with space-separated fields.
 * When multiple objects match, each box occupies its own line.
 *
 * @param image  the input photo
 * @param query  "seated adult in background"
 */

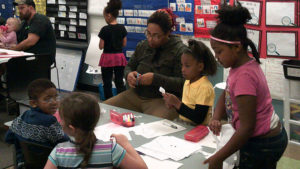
xmin=104 ymin=9 xmax=187 ymax=120
xmin=11 ymin=0 xmax=56 ymax=68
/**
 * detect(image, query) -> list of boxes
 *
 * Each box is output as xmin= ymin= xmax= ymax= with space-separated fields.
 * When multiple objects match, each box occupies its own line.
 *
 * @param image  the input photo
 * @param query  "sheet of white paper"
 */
xmin=141 ymin=155 xmax=183 ymax=169
xmin=265 ymin=58 xmax=286 ymax=100
xmin=133 ymin=120 xmax=185 ymax=138
xmin=85 ymin=33 xmax=102 ymax=67
xmin=197 ymin=131 xmax=217 ymax=149
xmin=266 ymin=2 xmax=296 ymax=26
xmin=47 ymin=0 xmax=55 ymax=4
xmin=59 ymin=5 xmax=66 ymax=11
xmin=137 ymin=136 xmax=202 ymax=161
xmin=240 ymin=0 xmax=261 ymax=25
xmin=69 ymin=12 xmax=77 ymax=19
xmin=267 ymin=32 xmax=296 ymax=57
xmin=69 ymin=26 xmax=76 ymax=32
xmin=69 ymin=6 xmax=77 ymax=12
xmin=94 ymin=122 xmax=132 ymax=142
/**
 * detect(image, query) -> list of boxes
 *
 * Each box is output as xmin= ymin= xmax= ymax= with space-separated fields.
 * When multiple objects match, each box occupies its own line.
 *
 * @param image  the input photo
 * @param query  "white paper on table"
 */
xmin=94 ymin=122 xmax=132 ymax=142
xmin=266 ymin=2 xmax=296 ymax=26
xmin=240 ymin=0 xmax=261 ymax=25
xmin=141 ymin=155 xmax=183 ymax=169
xmin=197 ymin=131 xmax=217 ymax=149
xmin=266 ymin=32 xmax=296 ymax=57
xmin=132 ymin=119 xmax=185 ymax=138
xmin=136 ymin=136 xmax=202 ymax=161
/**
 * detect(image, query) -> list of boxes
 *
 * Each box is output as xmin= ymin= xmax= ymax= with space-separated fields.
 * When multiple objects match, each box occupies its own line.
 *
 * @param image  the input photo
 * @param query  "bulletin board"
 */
xmin=46 ymin=0 xmax=88 ymax=42
xmin=0 ymin=0 xmax=14 ymax=19
xmin=169 ymin=0 xmax=194 ymax=35
xmin=239 ymin=0 xmax=300 ymax=60
xmin=194 ymin=0 xmax=221 ymax=38
xmin=121 ymin=0 xmax=169 ymax=58
xmin=224 ymin=0 xmax=300 ymax=100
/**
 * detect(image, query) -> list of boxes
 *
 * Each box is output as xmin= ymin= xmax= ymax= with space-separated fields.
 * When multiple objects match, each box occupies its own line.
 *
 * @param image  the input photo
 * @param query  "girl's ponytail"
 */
xmin=76 ymin=130 xmax=97 ymax=168
xmin=246 ymin=38 xmax=260 ymax=64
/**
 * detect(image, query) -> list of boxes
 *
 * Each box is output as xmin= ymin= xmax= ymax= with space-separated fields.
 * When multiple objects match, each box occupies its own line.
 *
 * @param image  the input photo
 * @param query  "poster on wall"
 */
xmin=247 ymin=29 xmax=261 ymax=54
xmin=194 ymin=0 xmax=221 ymax=38
xmin=169 ymin=0 xmax=194 ymax=35
xmin=266 ymin=0 xmax=298 ymax=27
xmin=266 ymin=31 xmax=297 ymax=58
xmin=239 ymin=0 xmax=262 ymax=26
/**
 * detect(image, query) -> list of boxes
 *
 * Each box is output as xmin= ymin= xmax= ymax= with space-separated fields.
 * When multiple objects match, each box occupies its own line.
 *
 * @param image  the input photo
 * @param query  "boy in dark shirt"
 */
xmin=5 ymin=79 xmax=68 ymax=168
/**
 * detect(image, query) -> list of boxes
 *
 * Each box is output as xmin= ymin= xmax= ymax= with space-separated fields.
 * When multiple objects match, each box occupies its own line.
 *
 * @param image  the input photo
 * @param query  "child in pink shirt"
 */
xmin=0 ymin=17 xmax=20 ymax=48
xmin=205 ymin=3 xmax=287 ymax=169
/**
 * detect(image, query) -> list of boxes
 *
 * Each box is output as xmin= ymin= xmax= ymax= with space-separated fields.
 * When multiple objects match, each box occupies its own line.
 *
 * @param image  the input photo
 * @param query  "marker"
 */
xmin=162 ymin=121 xmax=178 ymax=129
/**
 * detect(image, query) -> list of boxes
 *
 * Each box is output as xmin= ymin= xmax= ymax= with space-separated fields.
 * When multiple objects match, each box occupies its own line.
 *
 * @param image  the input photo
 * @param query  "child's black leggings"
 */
xmin=101 ymin=66 xmax=126 ymax=100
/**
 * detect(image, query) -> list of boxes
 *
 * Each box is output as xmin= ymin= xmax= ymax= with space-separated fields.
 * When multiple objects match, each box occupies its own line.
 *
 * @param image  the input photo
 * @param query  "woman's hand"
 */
xmin=127 ymin=71 xmax=138 ymax=88
xmin=162 ymin=93 xmax=181 ymax=110
xmin=203 ymin=155 xmax=223 ymax=169
xmin=208 ymin=119 xmax=222 ymax=136
xmin=138 ymin=72 xmax=153 ymax=86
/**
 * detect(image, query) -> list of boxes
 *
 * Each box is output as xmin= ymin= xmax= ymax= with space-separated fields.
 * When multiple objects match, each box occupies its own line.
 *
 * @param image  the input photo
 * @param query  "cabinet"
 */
xmin=283 ymin=79 xmax=300 ymax=146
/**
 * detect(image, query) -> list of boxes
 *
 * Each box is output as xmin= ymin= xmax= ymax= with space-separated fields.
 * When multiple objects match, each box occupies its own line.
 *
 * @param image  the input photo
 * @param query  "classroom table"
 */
xmin=98 ymin=103 xmax=218 ymax=169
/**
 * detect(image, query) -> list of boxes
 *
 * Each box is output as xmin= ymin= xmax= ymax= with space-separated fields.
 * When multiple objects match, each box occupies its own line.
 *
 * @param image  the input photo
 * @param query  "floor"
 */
xmin=0 ymin=92 xmax=300 ymax=169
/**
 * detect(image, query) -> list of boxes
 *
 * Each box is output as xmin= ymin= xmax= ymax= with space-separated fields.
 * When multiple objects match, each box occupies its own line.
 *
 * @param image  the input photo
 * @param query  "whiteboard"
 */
xmin=51 ymin=48 xmax=82 ymax=92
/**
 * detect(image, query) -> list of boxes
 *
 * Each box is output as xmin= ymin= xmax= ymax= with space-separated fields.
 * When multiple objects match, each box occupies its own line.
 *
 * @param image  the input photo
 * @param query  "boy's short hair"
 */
xmin=28 ymin=79 xmax=56 ymax=100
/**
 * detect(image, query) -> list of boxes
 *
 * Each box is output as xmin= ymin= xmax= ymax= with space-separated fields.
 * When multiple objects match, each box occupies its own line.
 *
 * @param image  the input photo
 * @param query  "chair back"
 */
xmin=19 ymin=140 xmax=53 ymax=169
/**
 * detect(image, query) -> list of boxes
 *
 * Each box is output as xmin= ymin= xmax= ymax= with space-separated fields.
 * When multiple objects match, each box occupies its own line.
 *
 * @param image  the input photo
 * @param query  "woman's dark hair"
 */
xmin=185 ymin=39 xmax=217 ymax=76
xmin=28 ymin=78 xmax=56 ymax=100
xmin=59 ymin=92 xmax=100 ymax=168
xmin=147 ymin=8 xmax=177 ymax=34
xmin=211 ymin=2 xmax=260 ymax=64
xmin=104 ymin=0 xmax=122 ymax=18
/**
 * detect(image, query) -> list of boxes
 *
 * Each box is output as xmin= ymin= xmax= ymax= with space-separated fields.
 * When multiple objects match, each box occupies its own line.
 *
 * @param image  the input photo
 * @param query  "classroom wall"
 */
xmin=84 ymin=1 xmax=285 ymax=120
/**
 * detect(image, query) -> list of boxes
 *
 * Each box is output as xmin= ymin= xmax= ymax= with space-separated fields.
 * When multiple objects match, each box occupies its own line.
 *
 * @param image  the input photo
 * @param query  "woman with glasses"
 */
xmin=104 ymin=9 xmax=187 ymax=120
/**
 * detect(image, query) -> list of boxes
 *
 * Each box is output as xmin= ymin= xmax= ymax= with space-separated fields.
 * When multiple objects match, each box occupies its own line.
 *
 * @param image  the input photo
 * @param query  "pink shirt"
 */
xmin=0 ymin=31 xmax=17 ymax=47
xmin=225 ymin=59 xmax=274 ymax=137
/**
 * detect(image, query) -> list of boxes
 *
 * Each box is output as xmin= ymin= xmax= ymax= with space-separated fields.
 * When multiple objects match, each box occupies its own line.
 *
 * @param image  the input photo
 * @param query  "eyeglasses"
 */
xmin=144 ymin=30 xmax=163 ymax=41
xmin=41 ymin=95 xmax=61 ymax=104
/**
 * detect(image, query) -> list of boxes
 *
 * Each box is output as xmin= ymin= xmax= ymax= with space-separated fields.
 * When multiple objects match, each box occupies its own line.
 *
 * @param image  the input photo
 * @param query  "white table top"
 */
xmin=0 ymin=49 xmax=34 ymax=64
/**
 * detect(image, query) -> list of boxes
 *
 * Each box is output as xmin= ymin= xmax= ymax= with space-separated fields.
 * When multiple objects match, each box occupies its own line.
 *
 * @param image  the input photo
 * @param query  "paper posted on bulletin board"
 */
xmin=223 ymin=58 xmax=286 ymax=100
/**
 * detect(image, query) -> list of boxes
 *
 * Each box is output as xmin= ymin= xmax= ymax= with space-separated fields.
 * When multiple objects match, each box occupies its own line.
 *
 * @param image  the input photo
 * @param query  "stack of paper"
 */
xmin=136 ymin=136 xmax=202 ymax=161
xmin=132 ymin=119 xmax=185 ymax=138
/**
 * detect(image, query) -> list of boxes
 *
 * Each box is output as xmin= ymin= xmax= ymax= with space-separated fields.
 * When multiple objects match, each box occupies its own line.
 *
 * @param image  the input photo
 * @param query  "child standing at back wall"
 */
xmin=204 ymin=3 xmax=287 ymax=169
xmin=99 ymin=0 xmax=127 ymax=100
xmin=163 ymin=39 xmax=217 ymax=125
xmin=0 ymin=17 xmax=20 ymax=48
xmin=44 ymin=92 xmax=147 ymax=169
xmin=5 ymin=79 xmax=68 ymax=169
